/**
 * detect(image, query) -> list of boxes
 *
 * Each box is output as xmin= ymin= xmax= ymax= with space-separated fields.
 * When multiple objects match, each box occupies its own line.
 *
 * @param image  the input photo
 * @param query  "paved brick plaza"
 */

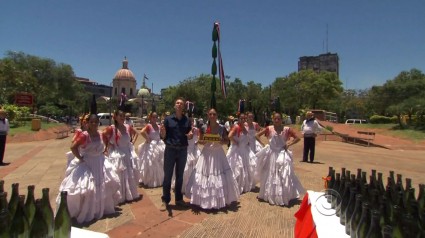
xmin=1 ymin=125 xmax=424 ymax=237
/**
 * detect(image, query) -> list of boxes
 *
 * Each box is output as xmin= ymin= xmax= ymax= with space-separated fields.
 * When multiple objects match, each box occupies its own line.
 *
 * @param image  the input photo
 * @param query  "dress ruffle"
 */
xmin=58 ymin=147 xmax=120 ymax=223
xmin=185 ymin=143 xmax=240 ymax=209
xmin=226 ymin=143 xmax=257 ymax=193
xmin=256 ymin=144 xmax=305 ymax=206
xmin=136 ymin=139 xmax=165 ymax=187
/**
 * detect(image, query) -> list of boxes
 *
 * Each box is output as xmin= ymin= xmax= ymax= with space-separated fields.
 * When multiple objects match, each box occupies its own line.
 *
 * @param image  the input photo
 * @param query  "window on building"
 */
xmin=121 ymin=88 xmax=126 ymax=95
xmin=114 ymin=87 xmax=117 ymax=96
xmin=130 ymin=88 xmax=133 ymax=96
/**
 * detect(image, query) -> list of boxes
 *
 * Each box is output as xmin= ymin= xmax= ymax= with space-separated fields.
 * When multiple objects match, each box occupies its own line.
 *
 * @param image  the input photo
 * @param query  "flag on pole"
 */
xmin=215 ymin=22 xmax=227 ymax=98
xmin=144 ymin=74 xmax=149 ymax=80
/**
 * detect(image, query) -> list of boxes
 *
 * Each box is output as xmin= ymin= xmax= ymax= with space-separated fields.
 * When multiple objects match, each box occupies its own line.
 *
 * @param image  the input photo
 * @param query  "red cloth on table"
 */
xmin=294 ymin=193 xmax=318 ymax=238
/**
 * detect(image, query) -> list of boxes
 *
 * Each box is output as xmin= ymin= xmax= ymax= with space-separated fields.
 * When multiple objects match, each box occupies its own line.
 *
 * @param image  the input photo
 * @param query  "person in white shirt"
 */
xmin=0 ymin=109 xmax=10 ymax=166
xmin=301 ymin=111 xmax=322 ymax=163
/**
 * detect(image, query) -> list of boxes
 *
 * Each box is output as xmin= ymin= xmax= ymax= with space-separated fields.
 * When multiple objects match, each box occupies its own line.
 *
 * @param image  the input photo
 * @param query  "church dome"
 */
xmin=114 ymin=57 xmax=136 ymax=81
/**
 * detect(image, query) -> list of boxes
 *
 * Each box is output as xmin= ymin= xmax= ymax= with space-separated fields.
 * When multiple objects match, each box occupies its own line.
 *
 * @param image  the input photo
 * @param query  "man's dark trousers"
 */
xmin=162 ymin=146 xmax=188 ymax=204
xmin=0 ymin=135 xmax=6 ymax=164
xmin=303 ymin=137 xmax=315 ymax=162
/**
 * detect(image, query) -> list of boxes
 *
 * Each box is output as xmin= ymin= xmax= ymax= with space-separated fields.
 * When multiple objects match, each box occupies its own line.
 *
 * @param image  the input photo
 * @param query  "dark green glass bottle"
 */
xmin=366 ymin=209 xmax=382 ymax=238
xmin=10 ymin=195 xmax=29 ymax=238
xmin=382 ymin=225 xmax=393 ymax=238
xmin=0 ymin=192 xmax=11 ymax=238
xmin=339 ymin=168 xmax=347 ymax=194
xmin=404 ymin=187 xmax=415 ymax=214
xmin=377 ymin=172 xmax=385 ymax=196
xmin=0 ymin=180 xmax=4 ymax=193
xmin=350 ymin=194 xmax=363 ymax=237
xmin=24 ymin=185 xmax=36 ymax=225
xmin=8 ymin=183 xmax=19 ymax=219
xmin=389 ymin=171 xmax=396 ymax=202
xmin=54 ymin=191 xmax=71 ymax=238
xmin=395 ymin=174 xmax=404 ymax=194
xmin=356 ymin=202 xmax=371 ymax=238
xmin=356 ymin=168 xmax=362 ymax=181
xmin=370 ymin=169 xmax=377 ymax=190
xmin=379 ymin=196 xmax=390 ymax=229
xmin=344 ymin=187 xmax=357 ymax=234
xmin=327 ymin=168 xmax=335 ymax=203
xmin=332 ymin=173 xmax=341 ymax=209
xmin=41 ymin=188 xmax=54 ymax=238
xmin=338 ymin=181 xmax=351 ymax=218
xmin=369 ymin=189 xmax=380 ymax=212
xmin=0 ymin=192 xmax=8 ymax=211
xmin=391 ymin=205 xmax=404 ymax=238
xmin=0 ymin=209 xmax=11 ymax=238
xmin=29 ymin=199 xmax=48 ymax=238
xmin=417 ymin=184 xmax=425 ymax=213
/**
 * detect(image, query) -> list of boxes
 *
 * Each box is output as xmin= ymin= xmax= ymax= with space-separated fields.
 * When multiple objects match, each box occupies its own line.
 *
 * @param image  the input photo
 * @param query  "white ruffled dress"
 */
xmin=183 ymin=127 xmax=201 ymax=192
xmin=135 ymin=124 xmax=165 ymax=187
xmin=226 ymin=126 xmax=257 ymax=193
xmin=247 ymin=123 xmax=263 ymax=154
xmin=105 ymin=125 xmax=140 ymax=203
xmin=255 ymin=126 xmax=305 ymax=206
xmin=57 ymin=131 xmax=120 ymax=223
xmin=185 ymin=125 xmax=240 ymax=209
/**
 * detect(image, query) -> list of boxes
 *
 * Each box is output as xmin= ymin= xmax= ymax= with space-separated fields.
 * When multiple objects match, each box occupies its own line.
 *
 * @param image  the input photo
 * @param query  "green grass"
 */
xmin=350 ymin=124 xmax=425 ymax=142
xmin=9 ymin=121 xmax=65 ymax=136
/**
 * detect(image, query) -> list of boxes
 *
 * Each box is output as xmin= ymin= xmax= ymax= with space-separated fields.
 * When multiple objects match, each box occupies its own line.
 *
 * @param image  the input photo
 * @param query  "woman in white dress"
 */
xmin=246 ymin=111 xmax=263 ymax=154
xmin=136 ymin=112 xmax=165 ymax=187
xmin=185 ymin=108 xmax=240 ymax=209
xmin=255 ymin=112 xmax=304 ymax=206
xmin=103 ymin=110 xmax=140 ymax=204
xmin=226 ymin=113 xmax=257 ymax=194
xmin=57 ymin=114 xmax=120 ymax=223
xmin=182 ymin=117 xmax=201 ymax=192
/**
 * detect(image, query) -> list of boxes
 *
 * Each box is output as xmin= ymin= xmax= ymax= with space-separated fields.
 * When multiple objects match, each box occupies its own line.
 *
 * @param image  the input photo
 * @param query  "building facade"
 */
xmin=112 ymin=57 xmax=137 ymax=99
xmin=75 ymin=77 xmax=112 ymax=98
xmin=298 ymin=53 xmax=339 ymax=77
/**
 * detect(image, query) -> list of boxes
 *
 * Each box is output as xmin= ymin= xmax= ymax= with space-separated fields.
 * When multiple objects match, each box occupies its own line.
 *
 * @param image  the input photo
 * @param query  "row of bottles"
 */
xmin=0 ymin=180 xmax=71 ymax=238
xmin=325 ymin=166 xmax=425 ymax=238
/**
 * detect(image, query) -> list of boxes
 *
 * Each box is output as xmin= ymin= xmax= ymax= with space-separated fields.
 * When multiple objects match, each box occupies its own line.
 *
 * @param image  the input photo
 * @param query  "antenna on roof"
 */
xmin=326 ymin=23 xmax=329 ymax=53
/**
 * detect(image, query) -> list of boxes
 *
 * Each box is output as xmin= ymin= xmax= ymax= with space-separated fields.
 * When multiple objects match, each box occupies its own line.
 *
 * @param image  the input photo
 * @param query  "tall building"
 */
xmin=112 ymin=57 xmax=137 ymax=99
xmin=298 ymin=53 xmax=339 ymax=77
xmin=75 ymin=77 xmax=112 ymax=98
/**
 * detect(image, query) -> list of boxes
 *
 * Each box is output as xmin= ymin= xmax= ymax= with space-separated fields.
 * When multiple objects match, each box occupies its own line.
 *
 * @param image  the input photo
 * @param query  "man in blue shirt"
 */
xmin=160 ymin=97 xmax=193 ymax=210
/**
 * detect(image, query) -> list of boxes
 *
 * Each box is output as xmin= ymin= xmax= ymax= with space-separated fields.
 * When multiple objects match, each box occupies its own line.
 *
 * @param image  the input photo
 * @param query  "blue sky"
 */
xmin=1 ymin=1 xmax=424 ymax=93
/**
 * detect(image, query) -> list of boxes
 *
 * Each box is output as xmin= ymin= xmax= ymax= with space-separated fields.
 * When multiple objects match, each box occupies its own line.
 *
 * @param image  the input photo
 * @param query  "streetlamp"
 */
xmin=137 ymin=87 xmax=150 ymax=119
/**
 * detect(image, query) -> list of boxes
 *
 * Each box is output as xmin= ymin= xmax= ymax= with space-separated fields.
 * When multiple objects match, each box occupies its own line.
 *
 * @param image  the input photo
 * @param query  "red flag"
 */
xmin=215 ymin=22 xmax=227 ymax=98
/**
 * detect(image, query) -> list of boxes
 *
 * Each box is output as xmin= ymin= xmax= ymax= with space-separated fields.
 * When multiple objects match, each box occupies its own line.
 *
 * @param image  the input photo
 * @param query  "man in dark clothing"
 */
xmin=160 ymin=98 xmax=193 ymax=211
xmin=301 ymin=111 xmax=322 ymax=163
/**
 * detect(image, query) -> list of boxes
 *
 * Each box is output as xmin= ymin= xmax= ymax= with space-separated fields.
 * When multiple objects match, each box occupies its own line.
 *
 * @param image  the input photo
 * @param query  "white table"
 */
xmin=71 ymin=227 xmax=110 ymax=238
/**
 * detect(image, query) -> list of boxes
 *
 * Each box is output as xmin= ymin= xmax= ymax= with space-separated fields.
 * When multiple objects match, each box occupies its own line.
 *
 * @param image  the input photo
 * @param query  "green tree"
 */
xmin=0 ymin=51 xmax=89 ymax=115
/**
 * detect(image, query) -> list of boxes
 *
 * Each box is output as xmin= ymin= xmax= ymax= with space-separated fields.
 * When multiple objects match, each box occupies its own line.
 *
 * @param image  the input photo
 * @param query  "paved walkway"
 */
xmin=1 ymin=125 xmax=425 ymax=237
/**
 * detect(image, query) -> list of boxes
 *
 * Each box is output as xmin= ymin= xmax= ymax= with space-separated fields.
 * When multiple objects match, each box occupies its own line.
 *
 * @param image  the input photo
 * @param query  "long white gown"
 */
xmin=247 ymin=122 xmax=263 ymax=154
xmin=255 ymin=126 xmax=305 ymax=206
xmin=57 ymin=131 xmax=120 ymax=223
xmin=185 ymin=125 xmax=240 ymax=209
xmin=135 ymin=124 xmax=165 ymax=187
xmin=183 ymin=127 xmax=201 ymax=193
xmin=105 ymin=125 xmax=140 ymax=204
xmin=226 ymin=125 xmax=257 ymax=193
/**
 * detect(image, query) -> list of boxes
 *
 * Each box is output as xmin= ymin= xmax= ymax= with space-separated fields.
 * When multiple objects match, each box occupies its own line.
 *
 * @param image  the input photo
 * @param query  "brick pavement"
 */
xmin=1 ymin=125 xmax=425 ymax=238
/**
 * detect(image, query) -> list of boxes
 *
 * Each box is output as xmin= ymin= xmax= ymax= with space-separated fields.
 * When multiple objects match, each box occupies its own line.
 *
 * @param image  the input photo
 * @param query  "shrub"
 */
xmin=325 ymin=125 xmax=333 ymax=132
xmin=369 ymin=115 xmax=393 ymax=124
